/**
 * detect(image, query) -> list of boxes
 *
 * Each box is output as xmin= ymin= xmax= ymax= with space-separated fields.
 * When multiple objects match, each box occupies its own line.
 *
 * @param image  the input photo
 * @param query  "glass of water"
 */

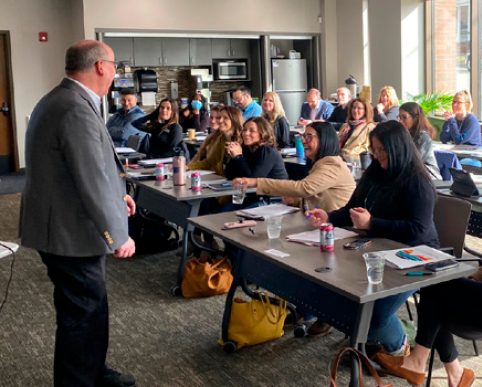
xmin=363 ymin=252 xmax=386 ymax=285
xmin=232 ymin=183 xmax=245 ymax=205
xmin=265 ymin=215 xmax=283 ymax=239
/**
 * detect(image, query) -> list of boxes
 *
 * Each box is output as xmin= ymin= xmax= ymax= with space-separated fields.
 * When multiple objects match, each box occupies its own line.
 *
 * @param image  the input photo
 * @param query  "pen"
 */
xmin=249 ymin=227 xmax=255 ymax=235
xmin=405 ymin=272 xmax=433 ymax=276
xmin=305 ymin=205 xmax=320 ymax=220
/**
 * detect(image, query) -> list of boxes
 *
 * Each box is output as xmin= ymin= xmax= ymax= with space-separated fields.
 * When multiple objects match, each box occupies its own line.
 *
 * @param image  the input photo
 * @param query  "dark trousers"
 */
xmin=40 ymin=252 xmax=109 ymax=387
xmin=416 ymin=277 xmax=482 ymax=363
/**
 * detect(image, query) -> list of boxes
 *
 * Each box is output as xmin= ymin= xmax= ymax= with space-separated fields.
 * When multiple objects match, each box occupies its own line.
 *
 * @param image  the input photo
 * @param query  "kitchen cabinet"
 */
xmin=212 ymin=38 xmax=249 ymax=59
xmin=189 ymin=39 xmax=212 ymax=66
xmin=104 ymin=37 xmax=134 ymax=64
xmin=134 ymin=38 xmax=162 ymax=67
xmin=162 ymin=38 xmax=189 ymax=66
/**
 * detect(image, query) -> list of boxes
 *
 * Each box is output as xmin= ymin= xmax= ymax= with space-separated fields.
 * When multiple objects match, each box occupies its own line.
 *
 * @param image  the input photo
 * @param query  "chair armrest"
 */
xmin=462 ymin=246 xmax=482 ymax=262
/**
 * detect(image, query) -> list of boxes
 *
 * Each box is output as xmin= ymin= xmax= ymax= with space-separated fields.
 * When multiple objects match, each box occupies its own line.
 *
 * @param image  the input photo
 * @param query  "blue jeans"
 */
xmin=367 ymin=290 xmax=415 ymax=353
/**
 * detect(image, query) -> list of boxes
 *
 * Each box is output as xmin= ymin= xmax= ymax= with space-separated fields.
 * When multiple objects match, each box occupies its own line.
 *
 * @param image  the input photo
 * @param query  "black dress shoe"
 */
xmin=97 ymin=366 xmax=136 ymax=387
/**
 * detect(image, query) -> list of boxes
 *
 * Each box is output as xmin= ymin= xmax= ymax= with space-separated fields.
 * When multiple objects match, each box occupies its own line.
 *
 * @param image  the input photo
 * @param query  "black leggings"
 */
xmin=416 ymin=277 xmax=482 ymax=363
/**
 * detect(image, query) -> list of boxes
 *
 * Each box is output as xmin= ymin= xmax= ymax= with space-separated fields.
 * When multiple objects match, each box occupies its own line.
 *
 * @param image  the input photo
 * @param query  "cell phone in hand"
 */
xmin=425 ymin=259 xmax=459 ymax=272
xmin=343 ymin=239 xmax=371 ymax=250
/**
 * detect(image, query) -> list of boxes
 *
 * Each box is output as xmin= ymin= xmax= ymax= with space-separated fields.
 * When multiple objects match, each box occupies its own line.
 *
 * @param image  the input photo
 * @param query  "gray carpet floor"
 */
xmin=0 ymin=192 xmax=481 ymax=387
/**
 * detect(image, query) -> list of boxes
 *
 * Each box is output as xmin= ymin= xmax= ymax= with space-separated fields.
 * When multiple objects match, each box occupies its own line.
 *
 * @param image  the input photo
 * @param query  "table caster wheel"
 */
xmin=294 ymin=324 xmax=306 ymax=338
xmin=222 ymin=341 xmax=237 ymax=354
xmin=170 ymin=285 xmax=182 ymax=297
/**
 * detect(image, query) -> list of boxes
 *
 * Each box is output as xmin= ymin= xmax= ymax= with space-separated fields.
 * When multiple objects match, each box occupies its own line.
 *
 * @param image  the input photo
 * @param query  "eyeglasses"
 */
xmin=96 ymin=59 xmax=118 ymax=69
xmin=369 ymin=146 xmax=386 ymax=156
xmin=301 ymin=133 xmax=317 ymax=142
xmin=233 ymin=96 xmax=244 ymax=103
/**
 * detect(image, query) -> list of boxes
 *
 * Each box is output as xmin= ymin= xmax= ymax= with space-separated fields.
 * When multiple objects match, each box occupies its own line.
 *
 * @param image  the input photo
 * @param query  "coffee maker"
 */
xmin=190 ymin=69 xmax=212 ymax=110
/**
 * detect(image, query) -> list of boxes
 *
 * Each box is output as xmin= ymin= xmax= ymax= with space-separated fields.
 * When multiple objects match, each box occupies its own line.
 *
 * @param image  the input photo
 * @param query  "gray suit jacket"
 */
xmin=21 ymin=78 xmax=129 ymax=257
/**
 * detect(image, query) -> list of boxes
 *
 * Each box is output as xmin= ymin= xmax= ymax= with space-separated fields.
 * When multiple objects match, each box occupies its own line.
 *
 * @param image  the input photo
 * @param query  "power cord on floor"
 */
xmin=0 ymin=242 xmax=16 ymax=315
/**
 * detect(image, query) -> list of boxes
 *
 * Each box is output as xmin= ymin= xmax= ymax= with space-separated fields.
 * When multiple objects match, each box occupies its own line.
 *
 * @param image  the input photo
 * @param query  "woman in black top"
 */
xmin=307 ymin=121 xmax=439 ymax=356
xmin=261 ymin=91 xmax=291 ymax=148
xmin=224 ymin=116 xmax=288 ymax=208
xmin=179 ymin=93 xmax=209 ymax=133
xmin=132 ymin=98 xmax=183 ymax=159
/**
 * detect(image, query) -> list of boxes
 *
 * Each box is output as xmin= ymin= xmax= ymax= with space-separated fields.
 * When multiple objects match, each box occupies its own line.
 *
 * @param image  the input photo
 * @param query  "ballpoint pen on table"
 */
xmin=305 ymin=205 xmax=321 ymax=220
xmin=405 ymin=272 xmax=433 ymax=276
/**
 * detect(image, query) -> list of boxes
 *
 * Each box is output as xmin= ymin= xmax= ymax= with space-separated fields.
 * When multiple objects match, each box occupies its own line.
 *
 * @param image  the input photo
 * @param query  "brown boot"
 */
xmin=307 ymin=320 xmax=333 ymax=337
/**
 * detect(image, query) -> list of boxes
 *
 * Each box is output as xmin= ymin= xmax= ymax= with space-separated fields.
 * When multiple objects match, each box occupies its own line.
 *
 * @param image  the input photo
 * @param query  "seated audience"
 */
xmin=298 ymin=88 xmax=334 ymax=125
xmin=327 ymin=87 xmax=351 ymax=130
xmin=188 ymin=106 xmax=243 ymax=177
xmin=232 ymin=86 xmax=262 ymax=121
xmin=307 ymin=121 xmax=439 ymax=356
xmin=190 ymin=104 xmax=223 ymax=164
xmin=399 ymin=102 xmax=442 ymax=180
xmin=374 ymin=86 xmax=400 ymax=123
xmin=179 ymin=93 xmax=209 ymax=133
xmin=261 ymin=91 xmax=291 ymax=148
xmin=224 ymin=116 xmax=288 ymax=208
xmin=132 ymin=98 xmax=182 ymax=158
xmin=106 ymin=88 xmax=147 ymax=147
xmin=338 ymin=98 xmax=376 ymax=162
xmin=440 ymin=90 xmax=481 ymax=146
xmin=376 ymin=267 xmax=482 ymax=387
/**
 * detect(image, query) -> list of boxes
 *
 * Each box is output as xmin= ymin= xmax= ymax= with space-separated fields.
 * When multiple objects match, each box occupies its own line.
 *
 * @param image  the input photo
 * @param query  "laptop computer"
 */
xmin=449 ymin=168 xmax=481 ymax=197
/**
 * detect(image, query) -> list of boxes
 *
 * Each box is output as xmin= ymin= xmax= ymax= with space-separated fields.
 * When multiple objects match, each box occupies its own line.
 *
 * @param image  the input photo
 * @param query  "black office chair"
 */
xmin=180 ymin=141 xmax=191 ymax=164
xmin=126 ymin=135 xmax=141 ymax=151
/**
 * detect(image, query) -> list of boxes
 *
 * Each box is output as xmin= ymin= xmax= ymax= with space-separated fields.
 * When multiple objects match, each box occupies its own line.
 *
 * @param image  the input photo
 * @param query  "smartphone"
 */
xmin=343 ymin=239 xmax=371 ymax=250
xmin=425 ymin=259 xmax=459 ymax=272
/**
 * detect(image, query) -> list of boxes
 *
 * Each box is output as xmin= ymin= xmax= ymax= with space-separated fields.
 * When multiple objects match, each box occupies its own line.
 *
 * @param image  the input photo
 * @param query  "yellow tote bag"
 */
xmin=219 ymin=292 xmax=287 ymax=350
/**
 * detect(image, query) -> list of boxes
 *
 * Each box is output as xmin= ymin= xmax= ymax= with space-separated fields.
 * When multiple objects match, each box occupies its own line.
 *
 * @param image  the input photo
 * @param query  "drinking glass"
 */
xmin=232 ymin=184 xmax=245 ymax=205
xmin=363 ymin=252 xmax=386 ymax=285
xmin=265 ymin=215 xmax=283 ymax=239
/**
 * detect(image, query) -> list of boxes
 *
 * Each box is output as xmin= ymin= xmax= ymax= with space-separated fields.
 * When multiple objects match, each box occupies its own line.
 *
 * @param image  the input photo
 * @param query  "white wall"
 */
xmin=82 ymin=0 xmax=323 ymax=38
xmin=3 ymin=0 xmax=82 ymax=168
xmin=320 ymin=0 xmax=338 ymax=98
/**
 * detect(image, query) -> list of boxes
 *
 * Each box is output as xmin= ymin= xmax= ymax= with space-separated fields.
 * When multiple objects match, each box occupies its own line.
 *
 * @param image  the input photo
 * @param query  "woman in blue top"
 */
xmin=440 ymin=90 xmax=481 ymax=146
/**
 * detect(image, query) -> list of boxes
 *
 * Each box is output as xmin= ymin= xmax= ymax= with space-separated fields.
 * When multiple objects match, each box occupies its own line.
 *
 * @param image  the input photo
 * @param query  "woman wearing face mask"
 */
xmin=190 ymin=104 xmax=224 ymax=164
xmin=188 ymin=106 xmax=243 ymax=177
xmin=399 ymin=102 xmax=442 ymax=180
xmin=306 ymin=121 xmax=439 ymax=358
xmin=179 ymin=94 xmax=209 ymax=133
xmin=132 ymin=98 xmax=182 ymax=158
xmin=338 ymin=98 xmax=376 ymax=162
xmin=374 ymin=85 xmax=400 ymax=123
xmin=440 ymin=90 xmax=481 ymax=146
xmin=261 ymin=91 xmax=291 ymax=148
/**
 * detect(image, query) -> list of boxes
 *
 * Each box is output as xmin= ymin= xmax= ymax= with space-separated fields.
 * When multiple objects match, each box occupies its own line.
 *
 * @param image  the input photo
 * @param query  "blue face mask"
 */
xmin=191 ymin=100 xmax=203 ymax=110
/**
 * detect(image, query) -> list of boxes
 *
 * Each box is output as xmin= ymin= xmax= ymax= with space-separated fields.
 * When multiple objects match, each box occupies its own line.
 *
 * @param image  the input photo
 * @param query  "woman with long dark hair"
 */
xmin=307 ymin=121 xmax=440 ymax=355
xmin=399 ymin=102 xmax=442 ymax=180
xmin=132 ymin=98 xmax=182 ymax=158
xmin=179 ymin=93 xmax=209 ymax=133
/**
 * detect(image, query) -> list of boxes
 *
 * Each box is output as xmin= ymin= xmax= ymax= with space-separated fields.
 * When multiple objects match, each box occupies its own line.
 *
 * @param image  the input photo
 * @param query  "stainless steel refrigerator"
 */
xmin=272 ymin=59 xmax=307 ymax=126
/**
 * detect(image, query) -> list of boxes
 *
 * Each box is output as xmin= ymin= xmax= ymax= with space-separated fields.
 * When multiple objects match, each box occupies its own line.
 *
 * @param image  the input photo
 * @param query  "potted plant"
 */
xmin=402 ymin=91 xmax=453 ymax=115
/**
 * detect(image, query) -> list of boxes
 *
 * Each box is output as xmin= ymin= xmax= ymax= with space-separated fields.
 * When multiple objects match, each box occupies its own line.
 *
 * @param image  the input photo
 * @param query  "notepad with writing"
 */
xmin=286 ymin=228 xmax=358 ymax=246
xmin=383 ymin=245 xmax=454 ymax=269
xmin=236 ymin=204 xmax=299 ymax=220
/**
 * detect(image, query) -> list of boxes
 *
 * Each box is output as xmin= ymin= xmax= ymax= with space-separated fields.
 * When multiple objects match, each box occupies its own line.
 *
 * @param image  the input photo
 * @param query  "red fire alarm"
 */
xmin=39 ymin=32 xmax=48 ymax=42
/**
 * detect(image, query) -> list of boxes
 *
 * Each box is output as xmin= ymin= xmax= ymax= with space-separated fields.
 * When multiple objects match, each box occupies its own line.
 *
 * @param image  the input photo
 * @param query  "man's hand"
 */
xmin=298 ymin=117 xmax=311 ymax=126
xmin=114 ymin=237 xmax=135 ymax=259
xmin=349 ymin=207 xmax=371 ymax=230
xmin=125 ymin=195 xmax=136 ymax=217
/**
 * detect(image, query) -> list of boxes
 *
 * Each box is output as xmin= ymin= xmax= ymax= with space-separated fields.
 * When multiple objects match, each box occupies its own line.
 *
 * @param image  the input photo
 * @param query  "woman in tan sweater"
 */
xmin=232 ymin=121 xmax=356 ymax=213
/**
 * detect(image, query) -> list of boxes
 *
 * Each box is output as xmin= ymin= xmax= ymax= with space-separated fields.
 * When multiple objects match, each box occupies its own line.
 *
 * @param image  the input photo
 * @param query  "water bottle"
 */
xmin=295 ymin=135 xmax=305 ymax=159
xmin=172 ymin=147 xmax=186 ymax=186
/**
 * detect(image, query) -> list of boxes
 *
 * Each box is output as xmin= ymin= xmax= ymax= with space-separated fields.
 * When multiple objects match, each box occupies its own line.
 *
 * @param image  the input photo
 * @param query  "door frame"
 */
xmin=0 ymin=31 xmax=18 ymax=172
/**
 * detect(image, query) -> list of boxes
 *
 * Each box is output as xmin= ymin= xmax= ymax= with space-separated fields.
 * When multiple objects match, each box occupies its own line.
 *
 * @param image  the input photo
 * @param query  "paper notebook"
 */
xmin=0 ymin=241 xmax=19 ymax=259
xmin=286 ymin=228 xmax=358 ymax=246
xmin=236 ymin=204 xmax=299 ymax=220
xmin=382 ymin=245 xmax=454 ymax=270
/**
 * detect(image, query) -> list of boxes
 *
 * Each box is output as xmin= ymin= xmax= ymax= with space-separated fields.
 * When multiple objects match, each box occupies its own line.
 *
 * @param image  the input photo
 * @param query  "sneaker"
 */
xmin=307 ymin=320 xmax=333 ymax=337
xmin=97 ymin=366 xmax=136 ymax=387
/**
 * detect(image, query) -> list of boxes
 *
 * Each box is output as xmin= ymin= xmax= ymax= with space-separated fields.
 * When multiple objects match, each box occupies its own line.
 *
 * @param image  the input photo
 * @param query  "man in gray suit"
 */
xmin=21 ymin=40 xmax=136 ymax=387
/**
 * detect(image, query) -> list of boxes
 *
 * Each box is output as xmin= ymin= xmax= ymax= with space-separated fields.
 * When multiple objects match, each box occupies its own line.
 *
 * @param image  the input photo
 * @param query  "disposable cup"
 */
xmin=232 ymin=184 xmax=245 ymax=205
xmin=188 ymin=129 xmax=196 ymax=140
xmin=265 ymin=215 xmax=283 ymax=239
xmin=363 ymin=252 xmax=386 ymax=285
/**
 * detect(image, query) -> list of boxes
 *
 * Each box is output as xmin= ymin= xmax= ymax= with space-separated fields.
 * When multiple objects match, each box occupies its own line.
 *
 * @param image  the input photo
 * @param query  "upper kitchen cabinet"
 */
xmin=189 ymin=39 xmax=212 ymax=66
xmin=212 ymin=39 xmax=250 ymax=59
xmin=161 ymin=38 xmax=189 ymax=66
xmin=134 ymin=38 xmax=163 ymax=67
xmin=104 ymin=37 xmax=134 ymax=64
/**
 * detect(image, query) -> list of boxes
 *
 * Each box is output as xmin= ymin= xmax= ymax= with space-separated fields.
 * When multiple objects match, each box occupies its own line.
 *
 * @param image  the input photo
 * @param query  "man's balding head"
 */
xmin=65 ymin=40 xmax=110 ymax=76
xmin=306 ymin=88 xmax=322 ymax=110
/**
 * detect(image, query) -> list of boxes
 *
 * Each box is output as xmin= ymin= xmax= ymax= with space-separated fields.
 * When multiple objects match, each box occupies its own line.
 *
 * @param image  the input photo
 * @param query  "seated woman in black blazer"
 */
xmin=224 ymin=116 xmax=288 ymax=208
xmin=132 ymin=98 xmax=183 ymax=159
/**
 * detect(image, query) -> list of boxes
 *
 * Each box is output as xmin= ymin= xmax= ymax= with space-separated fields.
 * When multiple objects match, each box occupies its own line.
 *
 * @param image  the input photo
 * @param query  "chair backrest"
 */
xmin=433 ymin=194 xmax=472 ymax=258
xmin=180 ymin=141 xmax=191 ymax=164
xmin=127 ymin=135 xmax=141 ymax=151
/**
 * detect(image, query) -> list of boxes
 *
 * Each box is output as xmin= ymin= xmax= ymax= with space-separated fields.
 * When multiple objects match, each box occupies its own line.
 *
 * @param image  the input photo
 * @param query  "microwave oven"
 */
xmin=213 ymin=60 xmax=248 ymax=80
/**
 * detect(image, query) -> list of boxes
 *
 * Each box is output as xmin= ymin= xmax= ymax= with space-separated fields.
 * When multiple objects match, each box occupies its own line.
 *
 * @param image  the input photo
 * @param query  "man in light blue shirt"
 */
xmin=232 ymin=86 xmax=262 ymax=121
xmin=106 ymin=88 xmax=147 ymax=147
